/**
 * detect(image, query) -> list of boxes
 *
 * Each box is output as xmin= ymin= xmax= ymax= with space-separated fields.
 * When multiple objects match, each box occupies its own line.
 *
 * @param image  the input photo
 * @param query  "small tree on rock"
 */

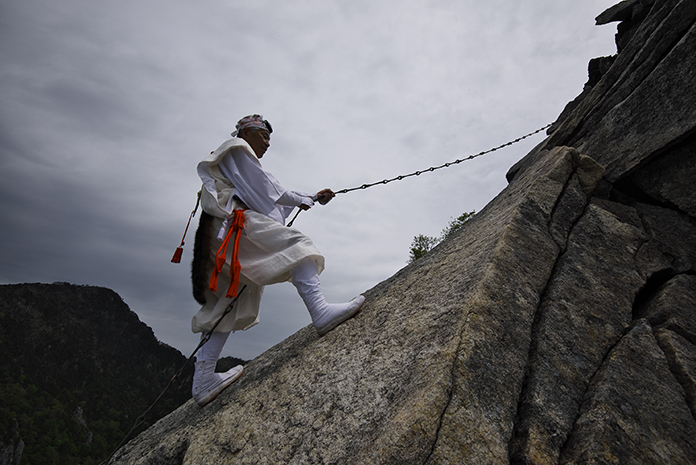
xmin=408 ymin=210 xmax=475 ymax=263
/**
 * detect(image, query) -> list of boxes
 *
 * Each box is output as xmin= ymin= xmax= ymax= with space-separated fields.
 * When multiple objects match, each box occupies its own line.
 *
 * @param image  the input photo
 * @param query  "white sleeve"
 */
xmin=218 ymin=149 xmax=284 ymax=216
xmin=276 ymin=190 xmax=315 ymax=209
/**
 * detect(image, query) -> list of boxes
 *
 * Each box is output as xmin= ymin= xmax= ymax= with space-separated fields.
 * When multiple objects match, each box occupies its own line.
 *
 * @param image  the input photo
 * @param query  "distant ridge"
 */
xmin=0 ymin=282 xmax=244 ymax=464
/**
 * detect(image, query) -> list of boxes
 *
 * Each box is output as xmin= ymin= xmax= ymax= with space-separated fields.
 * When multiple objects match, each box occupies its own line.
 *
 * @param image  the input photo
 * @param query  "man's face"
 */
xmin=241 ymin=129 xmax=271 ymax=158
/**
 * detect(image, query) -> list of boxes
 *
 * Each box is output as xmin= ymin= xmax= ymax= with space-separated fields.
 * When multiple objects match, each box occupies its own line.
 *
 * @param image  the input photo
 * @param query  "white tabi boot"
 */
xmin=192 ymin=331 xmax=243 ymax=407
xmin=291 ymin=259 xmax=365 ymax=336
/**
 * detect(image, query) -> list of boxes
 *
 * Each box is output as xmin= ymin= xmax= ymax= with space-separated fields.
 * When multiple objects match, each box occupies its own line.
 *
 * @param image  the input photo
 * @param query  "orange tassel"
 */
xmin=170 ymin=246 xmax=184 ymax=263
xmin=171 ymin=191 xmax=201 ymax=264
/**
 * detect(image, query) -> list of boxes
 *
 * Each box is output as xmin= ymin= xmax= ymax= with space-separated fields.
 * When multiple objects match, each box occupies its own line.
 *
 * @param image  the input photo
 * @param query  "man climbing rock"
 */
xmin=189 ymin=114 xmax=365 ymax=407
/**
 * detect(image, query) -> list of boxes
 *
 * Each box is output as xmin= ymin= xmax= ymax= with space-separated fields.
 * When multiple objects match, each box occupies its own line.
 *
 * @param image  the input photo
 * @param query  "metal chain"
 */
xmin=286 ymin=123 xmax=550 ymax=227
xmin=335 ymin=123 xmax=551 ymax=195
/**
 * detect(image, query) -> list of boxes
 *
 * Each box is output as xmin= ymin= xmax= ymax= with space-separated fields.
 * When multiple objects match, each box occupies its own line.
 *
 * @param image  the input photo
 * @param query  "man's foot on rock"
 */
xmin=192 ymin=364 xmax=243 ymax=407
xmin=314 ymin=295 xmax=365 ymax=336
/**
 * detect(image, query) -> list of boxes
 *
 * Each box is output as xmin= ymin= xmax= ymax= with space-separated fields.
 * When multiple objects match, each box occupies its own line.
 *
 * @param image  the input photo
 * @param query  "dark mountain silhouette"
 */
xmin=0 ymin=282 xmax=243 ymax=464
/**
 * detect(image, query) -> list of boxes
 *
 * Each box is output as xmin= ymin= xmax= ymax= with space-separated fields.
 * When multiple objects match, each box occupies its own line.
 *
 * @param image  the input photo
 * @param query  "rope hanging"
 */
xmin=101 ymin=285 xmax=247 ymax=464
xmin=287 ymin=123 xmax=551 ymax=226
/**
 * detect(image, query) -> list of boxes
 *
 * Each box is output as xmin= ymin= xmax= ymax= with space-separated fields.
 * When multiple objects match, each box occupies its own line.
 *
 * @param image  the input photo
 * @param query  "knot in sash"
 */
xmin=209 ymin=209 xmax=246 ymax=298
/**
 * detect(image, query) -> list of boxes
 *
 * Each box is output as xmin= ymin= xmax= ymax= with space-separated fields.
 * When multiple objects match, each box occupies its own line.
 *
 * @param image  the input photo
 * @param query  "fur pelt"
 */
xmin=191 ymin=211 xmax=215 ymax=305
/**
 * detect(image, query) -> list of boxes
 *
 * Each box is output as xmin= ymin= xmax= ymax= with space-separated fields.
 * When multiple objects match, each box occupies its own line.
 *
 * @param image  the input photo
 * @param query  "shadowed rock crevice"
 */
xmin=507 ymin=153 xmax=606 ymax=464
xmin=632 ymin=270 xmax=696 ymax=419
xmin=639 ymin=274 xmax=696 ymax=343
xmin=151 ymin=436 xmax=190 ymax=465
xmin=611 ymin=176 xmax=682 ymax=212
xmin=547 ymin=154 xmax=605 ymax=252
xmin=552 ymin=318 xmax=634 ymax=462
xmin=559 ymin=320 xmax=696 ymax=464
xmin=508 ymin=197 xmax=647 ymax=465
xmin=422 ymin=312 xmax=467 ymax=465
xmin=623 ymin=129 xmax=696 ymax=218
xmin=633 ymin=269 xmax=681 ymax=321
xmin=609 ymin=130 xmax=696 ymax=220
xmin=637 ymin=273 xmax=696 ymax=423
xmin=653 ymin=326 xmax=696 ymax=423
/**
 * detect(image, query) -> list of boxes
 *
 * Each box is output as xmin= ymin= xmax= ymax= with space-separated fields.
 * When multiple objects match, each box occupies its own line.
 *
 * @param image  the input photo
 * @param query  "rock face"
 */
xmin=111 ymin=1 xmax=696 ymax=463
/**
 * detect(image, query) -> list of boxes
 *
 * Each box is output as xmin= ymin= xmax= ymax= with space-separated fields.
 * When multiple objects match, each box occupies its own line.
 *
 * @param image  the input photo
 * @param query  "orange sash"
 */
xmin=209 ymin=209 xmax=246 ymax=298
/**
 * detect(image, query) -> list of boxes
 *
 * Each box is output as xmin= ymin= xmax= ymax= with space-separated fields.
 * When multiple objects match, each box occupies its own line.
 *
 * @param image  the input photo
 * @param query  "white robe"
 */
xmin=191 ymin=137 xmax=325 ymax=334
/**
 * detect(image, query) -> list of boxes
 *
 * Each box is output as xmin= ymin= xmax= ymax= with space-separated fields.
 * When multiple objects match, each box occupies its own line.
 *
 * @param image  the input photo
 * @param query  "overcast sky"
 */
xmin=0 ymin=0 xmax=620 ymax=361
